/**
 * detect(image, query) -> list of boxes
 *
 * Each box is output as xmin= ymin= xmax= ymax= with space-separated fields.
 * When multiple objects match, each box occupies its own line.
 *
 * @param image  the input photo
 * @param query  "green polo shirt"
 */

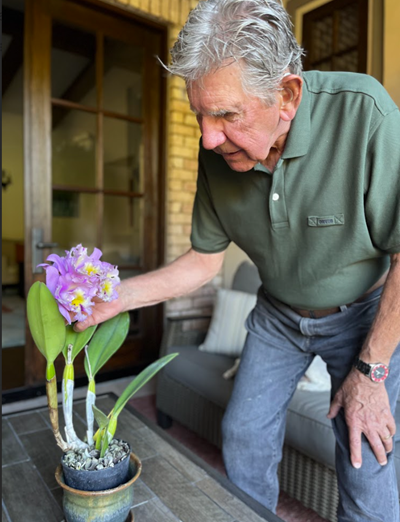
xmin=191 ymin=71 xmax=400 ymax=309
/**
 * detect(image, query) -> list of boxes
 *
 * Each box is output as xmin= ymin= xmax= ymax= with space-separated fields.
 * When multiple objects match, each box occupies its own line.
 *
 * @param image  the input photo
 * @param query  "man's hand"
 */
xmin=73 ymin=284 xmax=128 ymax=332
xmin=327 ymin=368 xmax=396 ymax=469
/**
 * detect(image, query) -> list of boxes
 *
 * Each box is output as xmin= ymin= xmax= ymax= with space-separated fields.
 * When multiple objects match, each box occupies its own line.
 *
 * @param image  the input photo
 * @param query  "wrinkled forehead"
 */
xmin=187 ymin=76 xmax=253 ymax=117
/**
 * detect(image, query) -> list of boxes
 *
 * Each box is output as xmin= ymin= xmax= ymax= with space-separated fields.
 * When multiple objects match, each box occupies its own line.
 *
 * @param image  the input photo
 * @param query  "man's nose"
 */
xmin=200 ymin=118 xmax=226 ymax=150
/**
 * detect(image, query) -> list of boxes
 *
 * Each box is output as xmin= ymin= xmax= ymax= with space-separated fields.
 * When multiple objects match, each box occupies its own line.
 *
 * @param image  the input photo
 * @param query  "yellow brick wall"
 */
xmin=109 ymin=0 xmax=221 ymax=317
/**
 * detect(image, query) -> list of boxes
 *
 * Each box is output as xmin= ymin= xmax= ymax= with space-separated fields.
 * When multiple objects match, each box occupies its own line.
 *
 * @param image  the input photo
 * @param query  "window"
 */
xmin=302 ymin=0 xmax=368 ymax=72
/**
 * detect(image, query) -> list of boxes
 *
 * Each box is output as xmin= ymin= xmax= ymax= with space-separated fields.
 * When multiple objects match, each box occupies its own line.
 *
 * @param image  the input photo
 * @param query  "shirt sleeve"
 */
xmin=365 ymin=108 xmax=400 ymax=254
xmin=190 ymin=146 xmax=231 ymax=254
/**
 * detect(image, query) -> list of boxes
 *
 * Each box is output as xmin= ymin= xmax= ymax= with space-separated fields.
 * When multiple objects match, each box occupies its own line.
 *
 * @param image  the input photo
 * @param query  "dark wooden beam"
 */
xmin=2 ymin=7 xmax=24 ymax=37
xmin=2 ymin=7 xmax=24 ymax=97
xmin=2 ymin=35 xmax=24 ymax=96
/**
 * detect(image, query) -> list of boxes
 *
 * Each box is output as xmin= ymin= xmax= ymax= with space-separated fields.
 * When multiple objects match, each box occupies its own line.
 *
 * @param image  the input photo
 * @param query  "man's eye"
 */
xmin=224 ymin=113 xmax=237 ymax=122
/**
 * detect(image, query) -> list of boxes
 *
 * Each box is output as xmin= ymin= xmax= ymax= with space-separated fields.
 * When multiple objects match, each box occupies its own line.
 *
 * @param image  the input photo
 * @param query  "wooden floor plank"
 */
xmin=8 ymin=411 xmax=48 ymax=435
xmin=2 ymin=503 xmax=11 ymax=522
xmin=141 ymin=456 xmax=234 ymax=522
xmin=130 ymin=479 xmax=156 ymax=506
xmin=116 ymin=420 xmax=158 ymax=461
xmin=50 ymin=486 xmax=64 ymax=512
xmin=2 ymin=461 xmax=63 ymax=522
xmin=19 ymin=428 xmax=64 ymax=490
xmin=137 ymin=426 xmax=207 ymax=483
xmin=197 ymin=476 xmax=270 ymax=522
xmin=131 ymin=497 xmax=181 ymax=522
xmin=2 ymin=420 xmax=28 ymax=467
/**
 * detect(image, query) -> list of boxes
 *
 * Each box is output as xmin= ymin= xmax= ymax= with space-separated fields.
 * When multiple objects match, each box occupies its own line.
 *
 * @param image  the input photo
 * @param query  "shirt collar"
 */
xmin=281 ymin=78 xmax=311 ymax=159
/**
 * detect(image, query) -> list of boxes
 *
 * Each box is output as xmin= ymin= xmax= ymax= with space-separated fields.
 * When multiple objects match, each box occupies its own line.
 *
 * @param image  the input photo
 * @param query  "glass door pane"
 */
xmin=52 ymin=107 xmax=97 ymax=188
xmin=104 ymin=117 xmax=144 ymax=192
xmin=51 ymin=22 xmax=96 ymax=107
xmin=52 ymin=192 xmax=98 ymax=255
xmin=103 ymin=37 xmax=144 ymax=118
xmin=103 ymin=195 xmax=143 ymax=267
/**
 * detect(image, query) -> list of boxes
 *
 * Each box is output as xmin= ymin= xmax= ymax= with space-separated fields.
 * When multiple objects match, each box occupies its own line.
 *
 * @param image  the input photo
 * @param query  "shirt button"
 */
xmin=272 ymin=193 xmax=280 ymax=201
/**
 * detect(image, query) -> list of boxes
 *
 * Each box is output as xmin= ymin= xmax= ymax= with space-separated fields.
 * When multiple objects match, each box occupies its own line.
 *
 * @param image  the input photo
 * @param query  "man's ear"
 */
xmin=279 ymin=75 xmax=303 ymax=122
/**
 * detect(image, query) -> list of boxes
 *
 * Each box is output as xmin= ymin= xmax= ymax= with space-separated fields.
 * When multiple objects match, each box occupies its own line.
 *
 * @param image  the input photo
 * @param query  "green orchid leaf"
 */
xmin=100 ymin=431 xmax=110 ymax=458
xmin=27 ymin=282 xmax=66 ymax=364
xmin=62 ymin=324 xmax=97 ymax=362
xmin=112 ymin=353 xmax=179 ymax=419
xmin=92 ymin=405 xmax=110 ymax=430
xmin=84 ymin=312 xmax=130 ymax=378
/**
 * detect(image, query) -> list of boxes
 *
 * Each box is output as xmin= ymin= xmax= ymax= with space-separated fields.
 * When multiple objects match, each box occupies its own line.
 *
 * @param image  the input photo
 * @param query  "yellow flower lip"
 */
xmin=102 ymin=281 xmax=113 ymax=295
xmin=71 ymin=289 xmax=86 ymax=307
xmin=84 ymin=263 xmax=100 ymax=276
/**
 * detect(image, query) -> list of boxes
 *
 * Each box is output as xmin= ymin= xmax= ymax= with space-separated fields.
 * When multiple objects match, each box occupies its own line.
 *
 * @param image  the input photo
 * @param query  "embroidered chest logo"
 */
xmin=307 ymin=214 xmax=345 ymax=227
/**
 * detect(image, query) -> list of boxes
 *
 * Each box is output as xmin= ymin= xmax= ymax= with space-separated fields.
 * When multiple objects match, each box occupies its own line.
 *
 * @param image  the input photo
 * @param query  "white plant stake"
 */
xmin=62 ymin=344 xmax=88 ymax=449
xmin=85 ymin=345 xmax=96 ymax=446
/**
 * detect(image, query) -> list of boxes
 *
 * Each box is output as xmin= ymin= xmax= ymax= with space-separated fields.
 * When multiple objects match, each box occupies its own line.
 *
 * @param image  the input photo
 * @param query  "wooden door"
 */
xmin=24 ymin=0 xmax=166 ymax=386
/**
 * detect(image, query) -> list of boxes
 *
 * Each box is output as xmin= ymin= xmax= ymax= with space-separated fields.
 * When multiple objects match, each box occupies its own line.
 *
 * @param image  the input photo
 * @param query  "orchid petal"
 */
xmin=58 ymin=303 xmax=72 ymax=325
xmin=46 ymin=266 xmax=60 ymax=295
xmin=46 ymin=254 xmax=68 ymax=275
xmin=90 ymin=248 xmax=103 ymax=261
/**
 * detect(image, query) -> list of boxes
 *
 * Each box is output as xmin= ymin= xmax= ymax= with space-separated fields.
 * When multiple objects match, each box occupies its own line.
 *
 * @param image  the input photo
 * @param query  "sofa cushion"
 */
xmin=199 ymin=288 xmax=257 ymax=357
xmin=286 ymin=390 xmax=335 ymax=469
xmin=232 ymin=261 xmax=261 ymax=294
xmin=164 ymin=344 xmax=235 ymax=409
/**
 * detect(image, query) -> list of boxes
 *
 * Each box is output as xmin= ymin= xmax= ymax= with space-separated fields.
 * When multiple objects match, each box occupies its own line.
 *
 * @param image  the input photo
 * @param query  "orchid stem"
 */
xmin=46 ymin=371 xmax=70 ymax=452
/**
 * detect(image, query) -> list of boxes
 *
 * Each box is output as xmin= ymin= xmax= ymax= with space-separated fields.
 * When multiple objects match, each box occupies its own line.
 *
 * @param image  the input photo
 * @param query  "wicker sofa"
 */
xmin=156 ymin=262 xmax=400 ymax=522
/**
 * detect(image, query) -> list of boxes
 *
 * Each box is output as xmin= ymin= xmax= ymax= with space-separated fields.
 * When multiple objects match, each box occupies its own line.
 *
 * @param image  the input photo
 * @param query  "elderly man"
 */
xmin=75 ymin=0 xmax=400 ymax=520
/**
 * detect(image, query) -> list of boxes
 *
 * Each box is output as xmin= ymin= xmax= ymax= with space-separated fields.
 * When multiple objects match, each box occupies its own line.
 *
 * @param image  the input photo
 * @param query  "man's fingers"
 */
xmin=327 ymin=397 xmax=341 ymax=419
xmin=381 ymin=434 xmax=393 ymax=454
xmin=388 ymin=418 xmax=397 ymax=439
xmin=381 ymin=426 xmax=395 ymax=453
xmin=73 ymin=318 xmax=93 ymax=332
xmin=366 ymin=432 xmax=388 ymax=466
xmin=348 ymin=425 xmax=362 ymax=469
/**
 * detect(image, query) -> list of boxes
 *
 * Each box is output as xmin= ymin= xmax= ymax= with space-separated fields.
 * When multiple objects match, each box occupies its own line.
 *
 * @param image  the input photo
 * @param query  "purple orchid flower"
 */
xmin=39 ymin=244 xmax=120 ymax=324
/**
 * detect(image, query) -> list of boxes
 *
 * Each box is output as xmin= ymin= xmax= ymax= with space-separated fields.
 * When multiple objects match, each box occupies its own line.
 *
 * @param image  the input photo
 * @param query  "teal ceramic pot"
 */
xmin=55 ymin=453 xmax=142 ymax=522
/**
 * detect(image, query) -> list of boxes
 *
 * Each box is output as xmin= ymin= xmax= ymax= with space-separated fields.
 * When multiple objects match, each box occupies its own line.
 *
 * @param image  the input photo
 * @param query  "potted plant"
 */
xmin=27 ymin=245 xmax=178 ymax=522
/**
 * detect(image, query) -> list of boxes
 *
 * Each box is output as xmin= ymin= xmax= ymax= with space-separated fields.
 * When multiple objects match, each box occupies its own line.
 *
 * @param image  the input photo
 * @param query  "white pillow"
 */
xmin=199 ymin=288 xmax=257 ymax=357
xmin=297 ymin=355 xmax=331 ymax=391
xmin=222 ymin=354 xmax=331 ymax=390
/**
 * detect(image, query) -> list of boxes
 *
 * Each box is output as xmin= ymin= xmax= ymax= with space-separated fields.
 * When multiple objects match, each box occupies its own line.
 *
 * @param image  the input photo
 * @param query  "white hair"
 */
xmin=164 ymin=0 xmax=304 ymax=105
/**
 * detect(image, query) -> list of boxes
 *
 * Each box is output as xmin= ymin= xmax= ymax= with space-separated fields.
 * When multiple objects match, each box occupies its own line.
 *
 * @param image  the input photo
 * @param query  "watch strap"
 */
xmin=354 ymin=357 xmax=371 ymax=377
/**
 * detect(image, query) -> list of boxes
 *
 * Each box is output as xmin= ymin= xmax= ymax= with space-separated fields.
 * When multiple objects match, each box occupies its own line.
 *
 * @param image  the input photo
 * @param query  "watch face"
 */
xmin=371 ymin=364 xmax=389 ymax=383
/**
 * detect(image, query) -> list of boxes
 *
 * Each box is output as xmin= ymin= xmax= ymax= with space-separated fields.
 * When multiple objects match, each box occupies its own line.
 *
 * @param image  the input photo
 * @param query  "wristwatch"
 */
xmin=353 ymin=357 xmax=389 ymax=383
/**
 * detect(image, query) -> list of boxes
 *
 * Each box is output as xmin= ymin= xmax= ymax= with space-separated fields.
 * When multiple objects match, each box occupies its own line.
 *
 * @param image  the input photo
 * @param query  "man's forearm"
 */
xmin=359 ymin=253 xmax=400 ymax=365
xmin=118 ymin=248 xmax=225 ymax=312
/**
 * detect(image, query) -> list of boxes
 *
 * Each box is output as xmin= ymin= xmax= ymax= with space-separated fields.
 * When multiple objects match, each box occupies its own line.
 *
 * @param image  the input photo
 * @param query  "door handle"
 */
xmin=32 ymin=228 xmax=58 ymax=273
xmin=36 ymin=242 xmax=59 ymax=249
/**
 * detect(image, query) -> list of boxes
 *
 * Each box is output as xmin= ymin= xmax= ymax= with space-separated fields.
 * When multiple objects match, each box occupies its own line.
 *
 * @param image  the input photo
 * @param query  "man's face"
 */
xmin=187 ymin=62 xmax=288 ymax=172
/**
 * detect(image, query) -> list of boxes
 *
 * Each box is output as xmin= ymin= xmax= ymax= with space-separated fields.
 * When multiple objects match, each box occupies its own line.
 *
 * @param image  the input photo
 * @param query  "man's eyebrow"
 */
xmin=189 ymin=106 xmax=240 ymax=116
xmin=209 ymin=109 xmax=233 ymax=117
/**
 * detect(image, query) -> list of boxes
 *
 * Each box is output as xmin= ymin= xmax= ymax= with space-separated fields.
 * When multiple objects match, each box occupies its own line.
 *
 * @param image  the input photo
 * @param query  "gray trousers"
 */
xmin=222 ymin=286 xmax=400 ymax=522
